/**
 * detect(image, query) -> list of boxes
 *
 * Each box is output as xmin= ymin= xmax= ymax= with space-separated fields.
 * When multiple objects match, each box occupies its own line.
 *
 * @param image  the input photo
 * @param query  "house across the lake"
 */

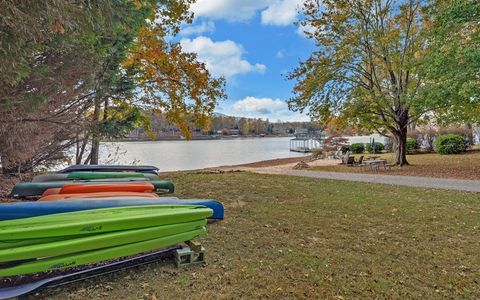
xmin=345 ymin=133 xmax=391 ymax=146
xmin=290 ymin=129 xmax=324 ymax=153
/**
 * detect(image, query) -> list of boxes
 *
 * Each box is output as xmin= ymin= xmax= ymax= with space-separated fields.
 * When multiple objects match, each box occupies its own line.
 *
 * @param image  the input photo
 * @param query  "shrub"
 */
xmin=366 ymin=142 xmax=384 ymax=154
xmin=406 ymin=138 xmax=419 ymax=153
xmin=350 ymin=143 xmax=365 ymax=154
xmin=434 ymin=134 xmax=467 ymax=154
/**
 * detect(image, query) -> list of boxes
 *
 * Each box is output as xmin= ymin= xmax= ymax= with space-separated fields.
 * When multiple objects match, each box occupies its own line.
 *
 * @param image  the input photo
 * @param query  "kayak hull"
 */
xmin=59 ymin=165 xmax=159 ymax=174
xmin=0 ymin=228 xmax=205 ymax=277
xmin=10 ymin=180 xmax=174 ymax=198
xmin=0 ymin=205 xmax=212 ymax=240
xmin=32 ymin=172 xmax=159 ymax=182
xmin=0 ymin=198 xmax=224 ymax=220
xmin=59 ymin=182 xmax=155 ymax=194
xmin=0 ymin=220 xmax=206 ymax=262
xmin=39 ymin=192 xmax=159 ymax=201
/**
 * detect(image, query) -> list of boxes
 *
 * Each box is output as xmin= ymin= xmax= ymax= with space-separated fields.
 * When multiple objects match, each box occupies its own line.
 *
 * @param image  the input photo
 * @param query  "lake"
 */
xmin=99 ymin=137 xmax=307 ymax=172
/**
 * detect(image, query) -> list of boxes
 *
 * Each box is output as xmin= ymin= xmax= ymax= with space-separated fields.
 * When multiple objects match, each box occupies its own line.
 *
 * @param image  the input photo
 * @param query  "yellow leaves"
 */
xmin=122 ymin=23 xmax=225 ymax=140
xmin=132 ymin=0 xmax=143 ymax=9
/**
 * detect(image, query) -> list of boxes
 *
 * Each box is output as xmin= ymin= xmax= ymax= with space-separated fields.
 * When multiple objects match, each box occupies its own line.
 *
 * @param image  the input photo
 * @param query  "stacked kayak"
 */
xmin=59 ymin=165 xmax=159 ymax=174
xmin=1 ymin=164 xmax=224 ymax=288
xmin=0 ymin=205 xmax=212 ymax=277
xmin=38 ymin=191 xmax=160 ymax=201
xmin=33 ymin=171 xmax=160 ymax=182
xmin=10 ymin=180 xmax=174 ymax=198
xmin=0 ymin=198 xmax=225 ymax=220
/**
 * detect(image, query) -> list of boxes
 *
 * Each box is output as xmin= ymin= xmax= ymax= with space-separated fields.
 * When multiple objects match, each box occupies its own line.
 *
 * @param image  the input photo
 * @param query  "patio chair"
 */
xmin=341 ymin=152 xmax=349 ymax=164
xmin=354 ymin=155 xmax=364 ymax=166
xmin=346 ymin=156 xmax=355 ymax=166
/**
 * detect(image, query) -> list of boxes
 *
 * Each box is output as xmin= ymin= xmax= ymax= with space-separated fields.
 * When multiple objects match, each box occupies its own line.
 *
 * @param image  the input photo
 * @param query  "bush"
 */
xmin=406 ymin=138 xmax=419 ymax=153
xmin=366 ymin=142 xmax=384 ymax=154
xmin=350 ymin=143 xmax=365 ymax=154
xmin=434 ymin=134 xmax=467 ymax=154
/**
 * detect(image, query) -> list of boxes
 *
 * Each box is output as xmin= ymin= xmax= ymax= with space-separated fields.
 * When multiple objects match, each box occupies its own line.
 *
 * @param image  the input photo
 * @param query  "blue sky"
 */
xmin=175 ymin=0 xmax=316 ymax=122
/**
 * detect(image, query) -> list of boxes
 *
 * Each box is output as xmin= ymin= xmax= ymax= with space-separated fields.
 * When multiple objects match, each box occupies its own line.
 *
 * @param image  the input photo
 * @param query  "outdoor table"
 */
xmin=366 ymin=156 xmax=381 ymax=160
xmin=361 ymin=159 xmax=387 ymax=171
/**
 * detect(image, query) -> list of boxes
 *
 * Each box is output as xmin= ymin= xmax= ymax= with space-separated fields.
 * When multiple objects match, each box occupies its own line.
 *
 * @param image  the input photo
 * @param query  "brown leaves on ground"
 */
xmin=0 ymin=173 xmax=35 ymax=202
xmin=311 ymin=150 xmax=480 ymax=180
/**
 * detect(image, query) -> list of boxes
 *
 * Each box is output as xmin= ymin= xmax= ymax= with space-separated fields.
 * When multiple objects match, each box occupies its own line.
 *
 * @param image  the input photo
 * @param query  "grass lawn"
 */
xmin=310 ymin=150 xmax=480 ymax=180
xmin=45 ymin=172 xmax=479 ymax=299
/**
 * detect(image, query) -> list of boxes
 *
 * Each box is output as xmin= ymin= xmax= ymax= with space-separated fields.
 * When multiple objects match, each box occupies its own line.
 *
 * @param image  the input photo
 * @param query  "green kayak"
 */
xmin=0 ymin=205 xmax=212 ymax=240
xmin=0 ymin=220 xmax=206 ymax=262
xmin=66 ymin=171 xmax=159 ymax=180
xmin=32 ymin=172 xmax=160 ymax=182
xmin=0 ymin=228 xmax=205 ymax=277
xmin=9 ymin=180 xmax=174 ymax=198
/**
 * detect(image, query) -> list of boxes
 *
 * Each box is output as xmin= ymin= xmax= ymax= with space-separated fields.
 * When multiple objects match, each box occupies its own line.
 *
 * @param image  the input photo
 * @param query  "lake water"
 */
xmin=99 ymin=137 xmax=307 ymax=172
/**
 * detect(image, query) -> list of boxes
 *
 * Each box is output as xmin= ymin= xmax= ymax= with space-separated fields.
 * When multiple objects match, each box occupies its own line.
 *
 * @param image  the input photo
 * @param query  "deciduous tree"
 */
xmin=289 ymin=0 xmax=433 ymax=165
xmin=123 ymin=24 xmax=226 ymax=139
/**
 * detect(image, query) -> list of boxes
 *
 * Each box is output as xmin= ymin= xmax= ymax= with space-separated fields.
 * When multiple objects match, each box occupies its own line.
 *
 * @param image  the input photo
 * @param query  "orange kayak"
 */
xmin=38 ymin=191 xmax=159 ymax=202
xmin=59 ymin=182 xmax=155 ymax=195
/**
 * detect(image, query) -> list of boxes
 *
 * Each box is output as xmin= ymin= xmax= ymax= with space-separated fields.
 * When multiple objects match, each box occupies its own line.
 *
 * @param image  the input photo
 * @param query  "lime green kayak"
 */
xmin=0 ymin=236 xmax=69 ymax=250
xmin=0 ymin=205 xmax=212 ymax=240
xmin=0 ymin=228 xmax=205 ymax=277
xmin=0 ymin=220 xmax=206 ymax=262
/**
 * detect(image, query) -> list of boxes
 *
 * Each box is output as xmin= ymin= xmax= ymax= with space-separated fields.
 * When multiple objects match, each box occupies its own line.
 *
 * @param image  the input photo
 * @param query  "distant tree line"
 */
xmin=126 ymin=112 xmax=318 ymax=139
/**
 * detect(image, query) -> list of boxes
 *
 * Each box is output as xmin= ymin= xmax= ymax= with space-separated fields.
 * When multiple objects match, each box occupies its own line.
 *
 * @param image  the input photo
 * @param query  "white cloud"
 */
xmin=190 ymin=0 xmax=303 ymax=26
xmin=261 ymin=0 xmax=303 ymax=26
xmin=234 ymin=97 xmax=287 ymax=114
xmin=180 ymin=21 xmax=215 ymax=36
xmin=190 ymin=0 xmax=270 ymax=22
xmin=230 ymin=96 xmax=310 ymax=121
xmin=180 ymin=36 xmax=266 ymax=79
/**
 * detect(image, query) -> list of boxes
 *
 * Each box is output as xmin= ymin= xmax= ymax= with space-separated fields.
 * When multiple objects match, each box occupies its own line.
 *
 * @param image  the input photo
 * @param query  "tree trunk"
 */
xmin=393 ymin=126 xmax=409 ymax=166
xmin=465 ymin=123 xmax=474 ymax=146
xmin=89 ymin=98 xmax=102 ymax=165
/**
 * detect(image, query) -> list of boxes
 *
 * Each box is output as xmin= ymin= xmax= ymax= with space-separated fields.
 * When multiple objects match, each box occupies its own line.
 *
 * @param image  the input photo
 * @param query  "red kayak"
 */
xmin=42 ymin=188 xmax=61 ymax=197
xmin=38 ymin=191 xmax=159 ymax=202
xmin=40 ymin=182 xmax=155 ymax=197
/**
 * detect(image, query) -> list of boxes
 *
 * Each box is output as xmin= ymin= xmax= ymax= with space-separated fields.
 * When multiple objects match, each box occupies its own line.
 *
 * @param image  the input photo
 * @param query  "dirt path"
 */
xmin=230 ymin=160 xmax=480 ymax=193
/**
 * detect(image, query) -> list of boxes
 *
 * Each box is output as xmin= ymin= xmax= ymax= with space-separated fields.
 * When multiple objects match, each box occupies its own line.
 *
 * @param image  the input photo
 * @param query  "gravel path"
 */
xmin=252 ymin=169 xmax=480 ymax=193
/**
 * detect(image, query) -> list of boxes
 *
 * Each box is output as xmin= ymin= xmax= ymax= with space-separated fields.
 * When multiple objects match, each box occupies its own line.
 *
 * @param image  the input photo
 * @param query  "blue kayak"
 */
xmin=0 ymin=197 xmax=224 ymax=220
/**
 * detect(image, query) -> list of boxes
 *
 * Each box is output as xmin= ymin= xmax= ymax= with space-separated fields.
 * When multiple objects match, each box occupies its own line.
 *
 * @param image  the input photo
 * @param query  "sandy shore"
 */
xmin=217 ymin=156 xmax=341 ymax=173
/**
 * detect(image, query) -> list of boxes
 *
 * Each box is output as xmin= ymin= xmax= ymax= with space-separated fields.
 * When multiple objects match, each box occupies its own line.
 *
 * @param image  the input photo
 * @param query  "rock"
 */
xmin=293 ymin=161 xmax=310 ymax=170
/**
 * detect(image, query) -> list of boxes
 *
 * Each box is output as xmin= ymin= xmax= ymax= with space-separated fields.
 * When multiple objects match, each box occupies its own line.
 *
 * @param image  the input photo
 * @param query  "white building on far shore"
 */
xmin=345 ymin=133 xmax=391 ymax=145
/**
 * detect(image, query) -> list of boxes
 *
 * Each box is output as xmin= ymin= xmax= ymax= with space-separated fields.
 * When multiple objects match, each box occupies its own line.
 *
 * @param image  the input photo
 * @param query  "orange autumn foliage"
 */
xmin=123 ymin=25 xmax=226 ymax=139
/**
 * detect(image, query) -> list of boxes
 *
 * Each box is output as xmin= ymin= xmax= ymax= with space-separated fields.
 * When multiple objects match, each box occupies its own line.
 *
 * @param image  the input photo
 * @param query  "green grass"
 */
xmin=45 ymin=172 xmax=480 ymax=299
